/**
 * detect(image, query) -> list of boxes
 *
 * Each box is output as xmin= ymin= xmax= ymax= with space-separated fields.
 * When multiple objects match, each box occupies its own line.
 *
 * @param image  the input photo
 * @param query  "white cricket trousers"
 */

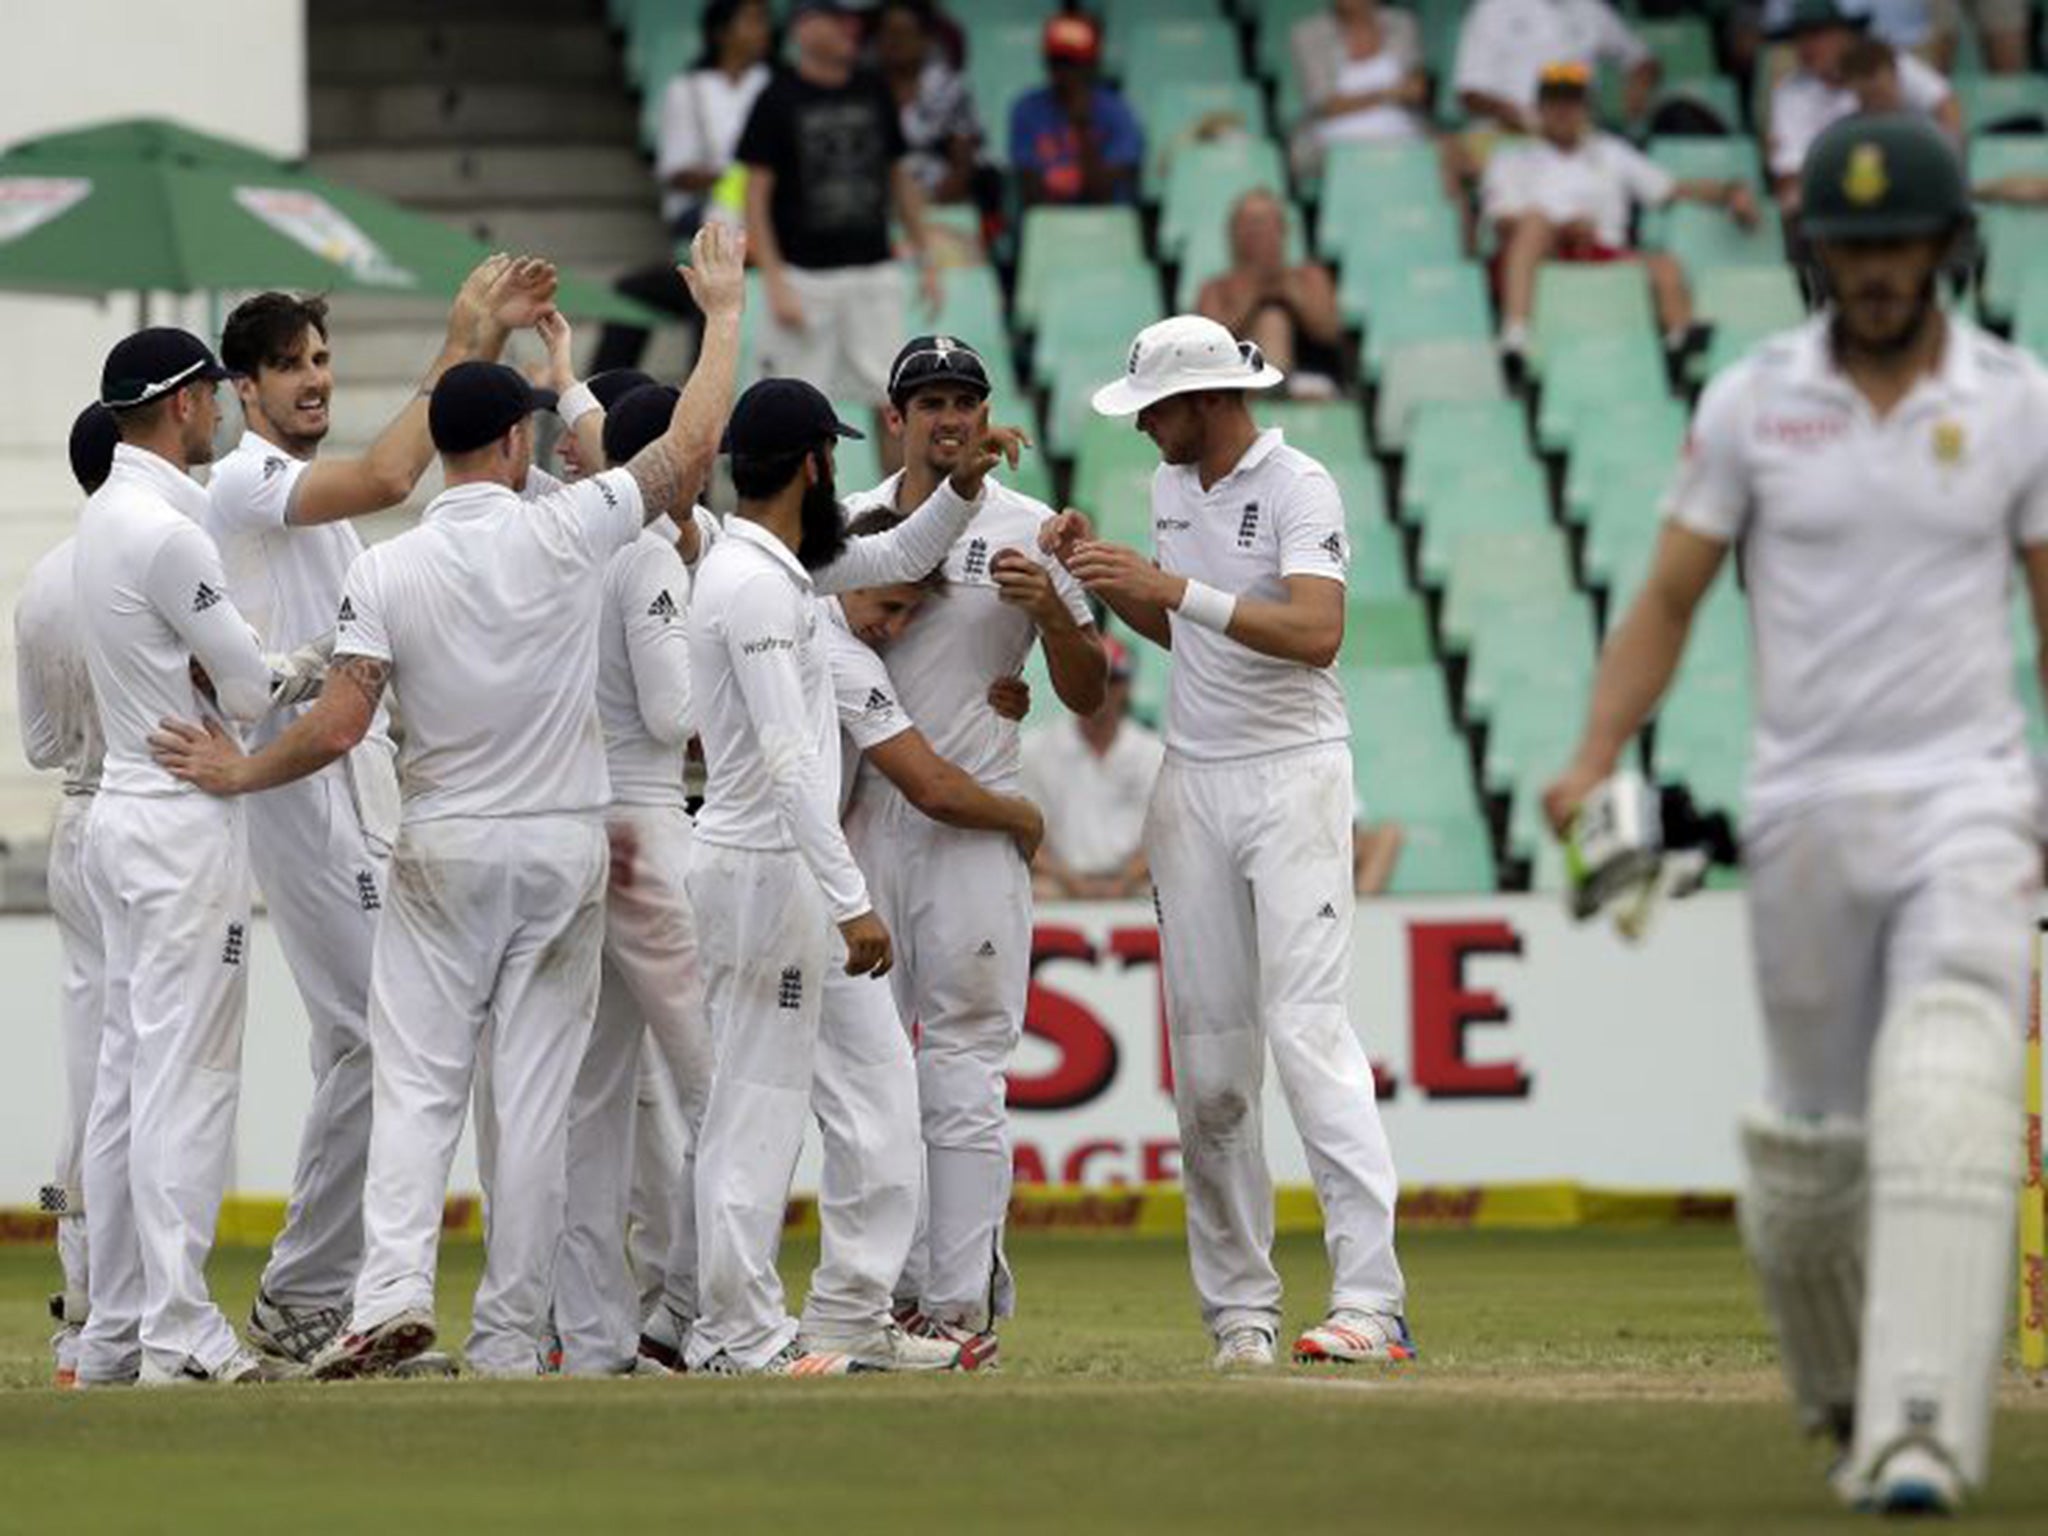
xmin=684 ymin=843 xmax=921 ymax=1369
xmin=1743 ymin=783 xmax=2038 ymax=1118
xmin=558 ymin=804 xmax=712 ymax=1375
xmin=348 ymin=814 xmax=606 ymax=1377
xmin=1146 ymin=742 xmax=1406 ymax=1337
xmin=47 ymin=793 xmax=104 ymax=1336
xmin=77 ymin=792 xmax=251 ymax=1381
xmin=247 ymin=762 xmax=385 ymax=1308
xmin=848 ymin=794 xmax=1029 ymax=1331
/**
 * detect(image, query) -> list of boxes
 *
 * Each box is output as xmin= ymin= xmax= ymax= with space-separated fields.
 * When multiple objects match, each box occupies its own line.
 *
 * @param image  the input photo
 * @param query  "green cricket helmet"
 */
xmin=1799 ymin=112 xmax=1970 ymax=244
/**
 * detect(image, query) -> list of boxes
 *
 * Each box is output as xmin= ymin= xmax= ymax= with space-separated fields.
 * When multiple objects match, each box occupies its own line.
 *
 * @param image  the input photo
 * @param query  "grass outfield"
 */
xmin=0 ymin=1229 xmax=2042 ymax=1533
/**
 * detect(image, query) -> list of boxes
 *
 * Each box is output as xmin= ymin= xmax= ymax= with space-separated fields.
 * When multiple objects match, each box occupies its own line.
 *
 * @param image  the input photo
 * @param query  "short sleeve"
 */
xmin=209 ymin=446 xmax=307 ymax=534
xmin=1452 ymin=2 xmax=1512 ymax=98
xmin=735 ymin=77 xmax=788 ymax=171
xmin=560 ymin=468 xmax=645 ymax=558
xmin=1101 ymin=91 xmax=1145 ymax=167
xmin=1767 ymin=78 xmax=1817 ymax=178
xmin=1661 ymin=368 xmax=1753 ymax=544
xmin=1613 ymin=139 xmax=1677 ymax=206
xmin=657 ymin=73 xmax=708 ymax=179
xmin=335 ymin=552 xmax=391 ymax=664
xmin=827 ymin=623 xmax=914 ymax=751
xmin=1276 ymin=468 xmax=1350 ymax=584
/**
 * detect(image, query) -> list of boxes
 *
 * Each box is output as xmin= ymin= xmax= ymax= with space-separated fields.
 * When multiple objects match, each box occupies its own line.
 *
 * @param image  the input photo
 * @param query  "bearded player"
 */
xmin=1546 ymin=115 xmax=2048 ymax=1514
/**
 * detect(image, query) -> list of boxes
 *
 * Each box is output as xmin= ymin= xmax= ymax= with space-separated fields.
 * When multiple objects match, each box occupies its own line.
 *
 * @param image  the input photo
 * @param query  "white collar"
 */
xmin=1173 ymin=427 xmax=1286 ymax=495
xmin=1786 ymin=313 xmax=1981 ymax=408
xmin=421 ymin=480 xmax=521 ymax=523
xmin=725 ymin=513 xmax=813 ymax=588
xmin=109 ymin=443 xmax=210 ymax=523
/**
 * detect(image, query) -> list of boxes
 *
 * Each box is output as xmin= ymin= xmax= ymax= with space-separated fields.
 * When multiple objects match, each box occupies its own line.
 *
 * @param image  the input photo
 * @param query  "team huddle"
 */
xmin=19 ymin=218 xmax=1408 ymax=1390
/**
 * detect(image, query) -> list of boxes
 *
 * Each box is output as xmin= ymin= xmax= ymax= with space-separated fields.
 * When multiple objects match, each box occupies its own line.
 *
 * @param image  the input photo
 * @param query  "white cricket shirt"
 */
xmin=1767 ymin=56 xmax=1952 ymax=180
xmin=597 ymin=529 xmax=694 ymax=808
xmin=1020 ymin=713 xmax=1164 ymax=877
xmin=334 ymin=467 xmax=644 ymax=824
xmin=1665 ymin=315 xmax=2048 ymax=816
xmin=74 ymin=445 xmax=274 ymax=797
xmin=14 ymin=536 xmax=105 ymax=796
xmin=1149 ymin=429 xmax=1351 ymax=762
xmin=823 ymin=597 xmax=915 ymax=819
xmin=689 ymin=517 xmax=870 ymax=921
xmin=204 ymin=430 xmax=362 ymax=654
xmin=841 ymin=471 xmax=1092 ymax=799
xmin=1453 ymin=0 xmax=1650 ymax=116
xmin=1481 ymin=132 xmax=1675 ymax=249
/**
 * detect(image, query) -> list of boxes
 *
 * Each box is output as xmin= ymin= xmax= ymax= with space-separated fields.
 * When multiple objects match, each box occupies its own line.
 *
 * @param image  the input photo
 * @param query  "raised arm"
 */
xmin=622 ymin=222 xmax=747 ymax=523
xmin=288 ymin=256 xmax=558 ymax=526
xmin=537 ymin=309 xmax=606 ymax=477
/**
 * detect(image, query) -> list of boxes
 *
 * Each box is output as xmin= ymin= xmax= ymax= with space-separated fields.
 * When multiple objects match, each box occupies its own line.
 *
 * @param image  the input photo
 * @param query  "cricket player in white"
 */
xmin=813 ymin=514 xmax=1047 ymax=1371
xmin=203 ymin=257 xmax=557 ymax=1363
xmin=1546 ymin=115 xmax=2048 ymax=1514
xmin=1048 ymin=314 xmax=1411 ymax=1371
xmin=549 ymin=381 xmax=712 ymax=1376
xmin=685 ymin=376 xmax=1026 ymax=1374
xmin=842 ymin=337 xmax=1105 ymax=1354
xmin=74 ymin=329 xmax=288 ymax=1386
xmin=151 ymin=222 xmax=750 ymax=1380
xmin=15 ymin=404 xmax=119 ymax=1386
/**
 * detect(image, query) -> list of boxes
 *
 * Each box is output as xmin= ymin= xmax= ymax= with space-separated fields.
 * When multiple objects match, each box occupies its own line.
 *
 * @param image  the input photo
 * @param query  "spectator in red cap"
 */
xmin=1020 ymin=634 xmax=1164 ymax=899
xmin=1008 ymin=14 xmax=1145 ymax=207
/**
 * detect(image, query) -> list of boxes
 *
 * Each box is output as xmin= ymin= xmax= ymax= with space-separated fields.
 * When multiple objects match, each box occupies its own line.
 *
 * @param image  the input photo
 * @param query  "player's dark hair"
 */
xmin=846 ymin=506 xmax=942 ymax=587
xmin=1841 ymin=35 xmax=1897 ymax=79
xmin=878 ymin=0 xmax=937 ymax=29
xmin=730 ymin=446 xmax=815 ymax=499
xmin=696 ymin=0 xmax=776 ymax=70
xmin=220 ymin=292 xmax=331 ymax=377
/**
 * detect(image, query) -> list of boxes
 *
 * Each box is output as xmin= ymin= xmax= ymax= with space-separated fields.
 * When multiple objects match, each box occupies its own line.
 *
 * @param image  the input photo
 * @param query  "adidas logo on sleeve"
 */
xmin=192 ymin=582 xmax=223 ymax=612
xmin=648 ymin=590 xmax=678 ymax=621
xmin=337 ymin=596 xmax=357 ymax=624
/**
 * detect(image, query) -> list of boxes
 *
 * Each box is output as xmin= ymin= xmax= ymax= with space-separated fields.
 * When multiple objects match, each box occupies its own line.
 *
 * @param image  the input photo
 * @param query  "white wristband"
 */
xmin=558 ymin=381 xmax=600 ymax=427
xmin=1176 ymin=579 xmax=1237 ymax=632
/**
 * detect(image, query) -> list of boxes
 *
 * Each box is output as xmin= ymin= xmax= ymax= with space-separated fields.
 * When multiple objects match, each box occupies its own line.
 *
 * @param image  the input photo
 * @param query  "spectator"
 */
xmin=1767 ymin=0 xmax=1958 ymax=211
xmin=1009 ymin=14 xmax=1145 ymax=207
xmin=1019 ymin=638 xmax=1163 ymax=901
xmin=1454 ymin=0 xmax=1659 ymax=135
xmin=1927 ymin=0 xmax=2033 ymax=73
xmin=1844 ymin=33 xmax=1973 ymax=130
xmin=873 ymin=0 xmax=982 ymax=205
xmin=739 ymin=0 xmax=942 ymax=466
xmin=1195 ymin=190 xmax=1347 ymax=400
xmin=590 ymin=0 xmax=774 ymax=375
xmin=1486 ymin=63 xmax=1760 ymax=373
xmin=1291 ymin=1 xmax=1430 ymax=158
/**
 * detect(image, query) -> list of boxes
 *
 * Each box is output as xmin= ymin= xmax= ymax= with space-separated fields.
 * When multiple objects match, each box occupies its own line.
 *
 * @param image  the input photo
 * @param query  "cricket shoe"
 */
xmin=48 ymin=1292 xmax=84 ymax=1387
xmin=895 ymin=1309 xmax=999 ymax=1372
xmin=309 ymin=1308 xmax=437 ymax=1381
xmin=1291 ymin=1310 xmax=1417 ymax=1366
xmin=1212 ymin=1323 xmax=1278 ymax=1371
xmin=1840 ymin=1441 xmax=1963 ymax=1518
xmin=390 ymin=1351 xmax=459 ymax=1380
xmin=696 ymin=1343 xmax=867 ymax=1377
xmin=638 ymin=1303 xmax=693 ymax=1373
xmin=800 ymin=1321 xmax=962 ymax=1373
xmin=248 ymin=1288 xmax=348 ymax=1364
xmin=140 ymin=1346 xmax=300 ymax=1385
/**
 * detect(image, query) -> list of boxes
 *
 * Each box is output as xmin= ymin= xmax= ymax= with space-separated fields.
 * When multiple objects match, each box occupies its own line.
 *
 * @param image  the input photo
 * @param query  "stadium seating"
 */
xmin=1157 ymin=135 xmax=1288 ymax=260
xmin=1374 ymin=341 xmax=1506 ymax=453
xmin=1015 ymin=206 xmax=1146 ymax=332
xmin=1360 ymin=263 xmax=1493 ymax=382
xmin=1957 ymin=73 xmax=2048 ymax=136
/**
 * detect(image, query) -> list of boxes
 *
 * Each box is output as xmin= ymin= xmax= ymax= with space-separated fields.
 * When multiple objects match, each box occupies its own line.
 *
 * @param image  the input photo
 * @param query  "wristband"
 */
xmin=1176 ymin=579 xmax=1237 ymax=632
xmin=558 ymin=381 xmax=600 ymax=427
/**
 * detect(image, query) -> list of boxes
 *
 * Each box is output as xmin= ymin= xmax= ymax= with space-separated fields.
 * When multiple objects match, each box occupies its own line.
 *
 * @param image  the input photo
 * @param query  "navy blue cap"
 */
xmin=429 ymin=361 xmax=559 ymax=455
xmin=589 ymin=368 xmax=658 ymax=410
xmin=69 ymin=403 xmax=120 ymax=494
xmin=602 ymin=384 xmax=681 ymax=466
xmin=887 ymin=334 xmax=991 ymax=408
xmin=100 ymin=328 xmax=234 ymax=411
xmin=721 ymin=377 xmax=864 ymax=457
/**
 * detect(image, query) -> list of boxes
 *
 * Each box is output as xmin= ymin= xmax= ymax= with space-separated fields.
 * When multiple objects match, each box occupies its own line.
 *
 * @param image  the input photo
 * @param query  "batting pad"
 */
xmin=1854 ymin=980 xmax=2024 ymax=1490
xmin=1739 ymin=1111 xmax=1867 ymax=1439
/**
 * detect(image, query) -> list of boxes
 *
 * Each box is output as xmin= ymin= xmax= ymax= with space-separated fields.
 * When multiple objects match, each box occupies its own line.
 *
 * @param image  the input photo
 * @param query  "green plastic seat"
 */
xmin=1656 ymin=202 xmax=1788 ymax=272
xmin=1345 ymin=664 xmax=1456 ymax=734
xmin=1583 ymin=503 xmax=1662 ymax=595
xmin=1970 ymin=132 xmax=2048 ymax=185
xmin=1375 ymin=341 xmax=1507 ymax=453
xmin=1253 ymin=0 xmax=1326 ymax=82
xmin=1032 ymin=266 xmax=1162 ymax=386
xmin=1415 ymin=464 xmax=1553 ymax=585
xmin=1481 ymin=672 xmax=1591 ymax=789
xmin=1463 ymin=598 xmax=1598 ymax=717
xmin=1318 ymin=140 xmax=1452 ymax=259
xmin=1537 ymin=331 xmax=1672 ymax=454
xmin=1159 ymin=136 xmax=1290 ymax=259
xmin=1562 ymin=402 xmax=1685 ymax=523
xmin=974 ymin=21 xmax=1061 ymax=167
xmin=1340 ymin=596 xmax=1433 ymax=670
xmin=1439 ymin=526 xmax=1575 ymax=652
xmin=1015 ymin=207 xmax=1145 ymax=331
xmin=1386 ymin=815 xmax=1499 ymax=894
xmin=1142 ymin=77 xmax=1271 ymax=201
xmin=1352 ymin=522 xmax=1412 ymax=599
xmin=1103 ymin=0 xmax=1228 ymax=69
xmin=1363 ymin=263 xmax=1494 ymax=381
xmin=1647 ymin=135 xmax=1766 ymax=192
xmin=1120 ymin=18 xmax=1244 ymax=102
xmin=1693 ymin=263 xmax=1805 ymax=333
xmin=1533 ymin=264 xmax=1656 ymax=365
xmin=1959 ymin=74 xmax=2048 ymax=136
xmin=1979 ymin=201 xmax=2048 ymax=324
xmin=1401 ymin=401 xmax=1535 ymax=523
xmin=1356 ymin=737 xmax=1485 ymax=823
xmin=1335 ymin=211 xmax=1470 ymax=325
xmin=1253 ymin=400 xmax=1372 ymax=472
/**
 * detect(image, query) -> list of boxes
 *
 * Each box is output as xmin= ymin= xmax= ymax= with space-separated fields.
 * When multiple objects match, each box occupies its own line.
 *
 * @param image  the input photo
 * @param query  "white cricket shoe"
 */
xmin=1291 ymin=1310 xmax=1417 ymax=1366
xmin=248 ymin=1289 xmax=348 ymax=1364
xmin=801 ymin=1321 xmax=961 ymax=1373
xmin=1212 ymin=1323 xmax=1278 ymax=1371
xmin=1858 ymin=1441 xmax=1963 ymax=1517
xmin=697 ymin=1342 xmax=864 ymax=1377
xmin=309 ymin=1307 xmax=437 ymax=1381
xmin=638 ymin=1303 xmax=692 ymax=1373
xmin=140 ymin=1346 xmax=300 ymax=1385
xmin=895 ymin=1308 xmax=999 ymax=1371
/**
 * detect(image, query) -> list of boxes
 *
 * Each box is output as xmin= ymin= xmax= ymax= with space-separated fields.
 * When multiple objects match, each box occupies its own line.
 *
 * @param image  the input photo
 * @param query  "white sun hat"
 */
xmin=1090 ymin=314 xmax=1287 ymax=417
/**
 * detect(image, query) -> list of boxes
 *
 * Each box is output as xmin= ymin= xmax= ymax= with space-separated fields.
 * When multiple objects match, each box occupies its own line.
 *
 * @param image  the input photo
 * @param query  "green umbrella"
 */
xmin=0 ymin=117 xmax=658 ymax=324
